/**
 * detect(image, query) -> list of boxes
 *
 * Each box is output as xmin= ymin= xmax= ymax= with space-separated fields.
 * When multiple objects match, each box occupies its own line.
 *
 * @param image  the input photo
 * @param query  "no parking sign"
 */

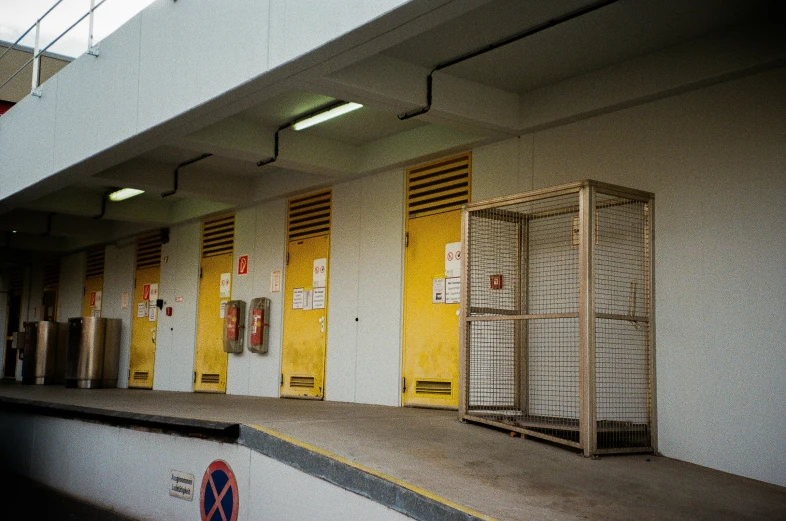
xmin=200 ymin=460 xmax=239 ymax=521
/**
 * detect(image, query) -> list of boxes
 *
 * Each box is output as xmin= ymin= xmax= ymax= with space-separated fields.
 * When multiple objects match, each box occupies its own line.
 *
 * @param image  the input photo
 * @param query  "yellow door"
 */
xmin=194 ymin=214 xmax=235 ymax=393
xmin=281 ymin=190 xmax=332 ymax=399
xmin=128 ymin=266 xmax=160 ymax=389
xmin=129 ymin=233 xmax=162 ymax=389
xmin=281 ymin=235 xmax=330 ymax=398
xmin=402 ymin=154 xmax=470 ymax=408
xmin=82 ymin=277 xmax=103 ymax=317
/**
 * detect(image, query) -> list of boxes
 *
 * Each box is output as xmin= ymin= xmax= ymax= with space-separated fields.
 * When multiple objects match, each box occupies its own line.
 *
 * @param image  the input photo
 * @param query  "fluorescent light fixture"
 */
xmin=292 ymin=102 xmax=363 ymax=131
xmin=108 ymin=188 xmax=144 ymax=202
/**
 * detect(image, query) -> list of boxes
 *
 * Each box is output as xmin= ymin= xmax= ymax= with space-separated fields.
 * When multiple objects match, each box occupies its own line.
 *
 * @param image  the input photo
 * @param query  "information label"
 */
xmin=445 ymin=277 xmax=461 ymax=304
xmin=432 ymin=278 xmax=445 ymax=304
xmin=313 ymin=287 xmax=326 ymax=309
xmin=292 ymin=288 xmax=304 ymax=310
xmin=170 ymin=470 xmax=195 ymax=501
xmin=137 ymin=301 xmax=148 ymax=318
xmin=270 ymin=270 xmax=282 ymax=293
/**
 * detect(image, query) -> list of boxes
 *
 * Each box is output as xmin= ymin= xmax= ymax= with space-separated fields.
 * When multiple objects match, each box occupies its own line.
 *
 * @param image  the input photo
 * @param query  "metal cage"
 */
xmin=459 ymin=180 xmax=655 ymax=456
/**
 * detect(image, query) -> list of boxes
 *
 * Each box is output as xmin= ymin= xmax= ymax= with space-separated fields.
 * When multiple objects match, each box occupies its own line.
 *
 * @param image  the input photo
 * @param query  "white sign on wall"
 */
xmin=445 ymin=242 xmax=462 ymax=277
xmin=445 ymin=277 xmax=461 ymax=304
xmin=170 ymin=470 xmax=195 ymax=501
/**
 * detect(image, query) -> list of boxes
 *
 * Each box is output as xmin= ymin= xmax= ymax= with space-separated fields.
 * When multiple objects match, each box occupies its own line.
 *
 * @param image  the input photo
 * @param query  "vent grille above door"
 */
xmin=44 ymin=259 xmax=61 ymax=287
xmin=136 ymin=233 xmax=162 ymax=270
xmin=407 ymin=154 xmax=471 ymax=219
xmin=85 ymin=247 xmax=104 ymax=280
xmin=288 ymin=190 xmax=331 ymax=241
xmin=202 ymin=214 xmax=235 ymax=258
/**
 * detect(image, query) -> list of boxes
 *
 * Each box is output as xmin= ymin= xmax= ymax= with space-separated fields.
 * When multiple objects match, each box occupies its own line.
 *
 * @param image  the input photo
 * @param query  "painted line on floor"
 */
xmin=241 ymin=423 xmax=498 ymax=521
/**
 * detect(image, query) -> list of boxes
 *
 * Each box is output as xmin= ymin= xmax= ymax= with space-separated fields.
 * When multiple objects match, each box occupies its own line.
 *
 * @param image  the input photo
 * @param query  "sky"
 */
xmin=1 ymin=0 xmax=156 ymax=57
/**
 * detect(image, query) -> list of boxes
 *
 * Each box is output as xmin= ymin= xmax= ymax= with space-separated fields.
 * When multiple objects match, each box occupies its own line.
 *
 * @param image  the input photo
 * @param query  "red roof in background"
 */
xmin=0 ymin=100 xmax=14 ymax=116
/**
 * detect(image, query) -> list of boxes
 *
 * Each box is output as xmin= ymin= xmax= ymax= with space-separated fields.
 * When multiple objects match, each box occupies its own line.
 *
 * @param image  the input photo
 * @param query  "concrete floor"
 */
xmin=1 ymin=383 xmax=784 ymax=521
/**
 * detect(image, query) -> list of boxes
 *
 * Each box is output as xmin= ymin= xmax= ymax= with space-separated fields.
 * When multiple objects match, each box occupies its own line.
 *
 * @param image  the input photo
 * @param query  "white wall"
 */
xmin=327 ymin=169 xmax=404 ymax=406
xmin=0 ymin=412 xmax=412 ymax=520
xmin=225 ymin=201 xmax=288 ymax=397
xmin=102 ymin=243 xmax=135 ymax=388
xmin=155 ymin=222 xmax=201 ymax=392
xmin=471 ymin=67 xmax=786 ymax=487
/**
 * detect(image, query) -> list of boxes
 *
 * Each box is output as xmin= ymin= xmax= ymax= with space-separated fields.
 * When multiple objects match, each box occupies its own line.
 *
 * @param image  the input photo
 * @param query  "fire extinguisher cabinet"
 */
xmin=223 ymin=300 xmax=246 ymax=353
xmin=248 ymin=297 xmax=271 ymax=354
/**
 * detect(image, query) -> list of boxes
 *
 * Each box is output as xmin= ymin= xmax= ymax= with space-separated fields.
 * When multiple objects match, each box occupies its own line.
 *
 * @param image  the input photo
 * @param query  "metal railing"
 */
xmin=0 ymin=0 xmax=108 ymax=97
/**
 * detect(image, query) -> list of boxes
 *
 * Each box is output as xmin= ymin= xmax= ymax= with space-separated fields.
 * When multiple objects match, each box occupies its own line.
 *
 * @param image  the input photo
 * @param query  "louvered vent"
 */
xmin=288 ymin=190 xmax=331 ymax=241
xmin=85 ymin=247 xmax=104 ymax=280
xmin=415 ymin=380 xmax=453 ymax=396
xmin=136 ymin=233 xmax=162 ymax=270
xmin=202 ymin=214 xmax=235 ymax=258
xmin=9 ymin=269 xmax=23 ymax=291
xmin=133 ymin=371 xmax=149 ymax=381
xmin=200 ymin=373 xmax=221 ymax=384
xmin=44 ymin=259 xmax=61 ymax=287
xmin=407 ymin=154 xmax=471 ymax=219
xmin=290 ymin=376 xmax=315 ymax=389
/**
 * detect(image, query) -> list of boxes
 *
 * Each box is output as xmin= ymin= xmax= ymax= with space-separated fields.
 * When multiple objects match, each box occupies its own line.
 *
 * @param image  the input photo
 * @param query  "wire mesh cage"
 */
xmin=459 ymin=180 xmax=655 ymax=456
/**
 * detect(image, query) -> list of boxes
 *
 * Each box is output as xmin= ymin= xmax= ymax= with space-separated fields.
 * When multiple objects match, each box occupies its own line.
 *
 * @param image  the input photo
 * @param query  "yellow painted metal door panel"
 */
xmin=82 ymin=277 xmax=103 ymax=317
xmin=128 ymin=266 xmax=159 ymax=389
xmin=403 ymin=209 xmax=461 ymax=408
xmin=194 ymin=253 xmax=232 ymax=393
xmin=281 ymin=235 xmax=329 ymax=399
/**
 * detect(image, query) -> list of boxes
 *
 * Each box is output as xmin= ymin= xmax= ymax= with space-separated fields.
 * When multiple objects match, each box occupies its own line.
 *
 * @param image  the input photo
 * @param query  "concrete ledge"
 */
xmin=0 ymin=393 xmax=493 ymax=520
xmin=0 ymin=395 xmax=241 ymax=442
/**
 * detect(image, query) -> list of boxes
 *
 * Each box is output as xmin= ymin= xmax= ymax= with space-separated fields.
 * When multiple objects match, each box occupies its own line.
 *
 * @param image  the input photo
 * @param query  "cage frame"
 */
xmin=459 ymin=179 xmax=656 ymax=457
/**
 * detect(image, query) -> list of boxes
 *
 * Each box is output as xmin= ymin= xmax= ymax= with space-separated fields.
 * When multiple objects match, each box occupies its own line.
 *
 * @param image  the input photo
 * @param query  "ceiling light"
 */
xmin=108 ymin=188 xmax=144 ymax=202
xmin=292 ymin=102 xmax=363 ymax=131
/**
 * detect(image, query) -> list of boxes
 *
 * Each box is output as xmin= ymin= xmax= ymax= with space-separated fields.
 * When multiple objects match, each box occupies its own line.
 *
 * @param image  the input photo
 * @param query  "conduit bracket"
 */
xmin=162 ymin=153 xmax=213 ymax=198
xmin=397 ymin=0 xmax=620 ymax=120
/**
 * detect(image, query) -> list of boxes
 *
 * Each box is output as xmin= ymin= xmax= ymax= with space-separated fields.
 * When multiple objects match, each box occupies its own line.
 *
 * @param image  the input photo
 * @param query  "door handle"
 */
xmin=151 ymin=327 xmax=157 ymax=344
xmin=318 ymin=316 xmax=325 ymax=333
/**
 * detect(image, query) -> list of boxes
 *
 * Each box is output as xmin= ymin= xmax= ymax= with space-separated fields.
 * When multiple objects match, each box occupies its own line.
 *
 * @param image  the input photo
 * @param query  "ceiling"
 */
xmin=1 ymin=0 xmax=781 ymax=268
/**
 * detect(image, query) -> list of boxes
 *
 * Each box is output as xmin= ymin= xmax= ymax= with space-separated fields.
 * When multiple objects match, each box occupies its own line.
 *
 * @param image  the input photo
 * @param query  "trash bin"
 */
xmin=34 ymin=321 xmax=63 ymax=385
xmin=65 ymin=317 xmax=121 ymax=389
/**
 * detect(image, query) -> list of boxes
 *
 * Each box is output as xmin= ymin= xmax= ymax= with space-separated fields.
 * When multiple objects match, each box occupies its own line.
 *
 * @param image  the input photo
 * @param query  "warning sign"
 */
xmin=220 ymin=273 xmax=231 ymax=298
xmin=313 ymin=258 xmax=327 ymax=288
xmin=143 ymin=284 xmax=151 ymax=301
xmin=237 ymin=255 xmax=249 ymax=276
xmin=200 ymin=460 xmax=239 ymax=521
xmin=445 ymin=242 xmax=462 ymax=277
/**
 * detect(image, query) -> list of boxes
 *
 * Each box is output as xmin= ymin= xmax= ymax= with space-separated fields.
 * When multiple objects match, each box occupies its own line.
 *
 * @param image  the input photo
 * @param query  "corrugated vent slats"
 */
xmin=407 ymin=154 xmax=471 ymax=219
xmin=202 ymin=215 xmax=235 ymax=258
xmin=287 ymin=190 xmax=332 ymax=241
